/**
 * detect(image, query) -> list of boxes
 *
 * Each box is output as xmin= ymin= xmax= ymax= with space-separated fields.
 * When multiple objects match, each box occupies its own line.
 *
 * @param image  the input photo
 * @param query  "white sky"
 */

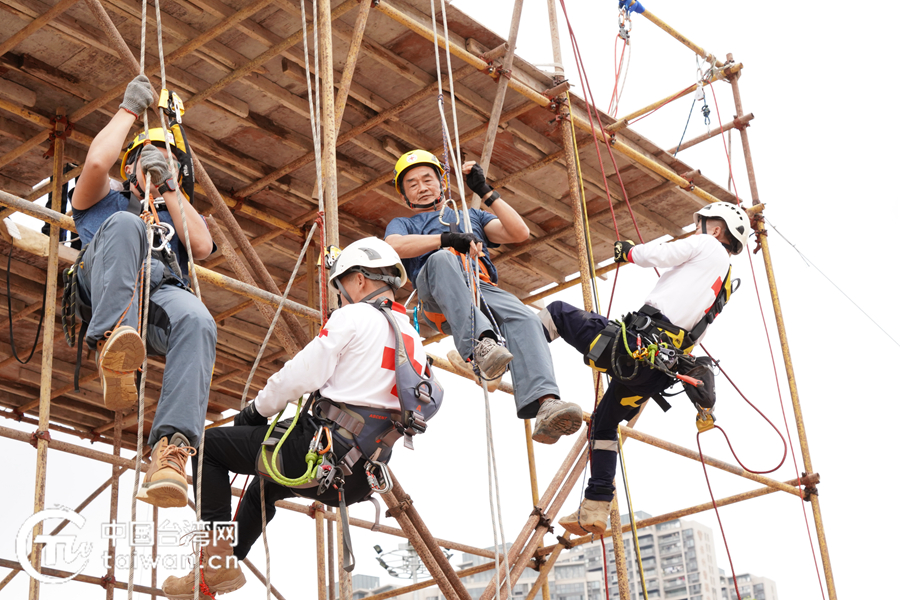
xmin=3 ymin=1 xmax=899 ymax=598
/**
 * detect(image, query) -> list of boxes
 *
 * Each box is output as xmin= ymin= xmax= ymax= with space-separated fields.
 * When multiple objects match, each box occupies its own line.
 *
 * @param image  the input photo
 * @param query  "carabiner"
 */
xmin=365 ymin=459 xmax=393 ymax=494
xmin=438 ymin=199 xmax=459 ymax=228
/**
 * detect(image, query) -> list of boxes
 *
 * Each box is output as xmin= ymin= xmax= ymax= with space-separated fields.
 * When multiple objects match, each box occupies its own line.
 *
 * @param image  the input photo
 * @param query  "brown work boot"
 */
xmin=162 ymin=548 xmax=246 ymax=599
xmin=532 ymin=397 xmax=583 ymax=444
xmin=472 ymin=337 xmax=513 ymax=380
xmin=137 ymin=433 xmax=196 ymax=509
xmin=96 ymin=325 xmax=145 ymax=410
xmin=448 ymin=349 xmax=502 ymax=392
xmin=559 ymin=499 xmax=611 ymax=536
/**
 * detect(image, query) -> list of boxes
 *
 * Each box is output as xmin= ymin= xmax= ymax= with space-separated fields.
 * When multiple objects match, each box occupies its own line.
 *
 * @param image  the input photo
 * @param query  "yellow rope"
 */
xmin=617 ymin=426 xmax=649 ymax=599
xmin=565 ymin=90 xmax=600 ymax=313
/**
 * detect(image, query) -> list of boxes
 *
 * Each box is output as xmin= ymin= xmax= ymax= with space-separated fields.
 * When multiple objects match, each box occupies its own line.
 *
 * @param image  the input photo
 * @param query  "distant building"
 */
xmin=347 ymin=573 xmax=418 ymax=600
xmin=441 ymin=512 xmax=750 ymax=600
xmin=718 ymin=571 xmax=778 ymax=600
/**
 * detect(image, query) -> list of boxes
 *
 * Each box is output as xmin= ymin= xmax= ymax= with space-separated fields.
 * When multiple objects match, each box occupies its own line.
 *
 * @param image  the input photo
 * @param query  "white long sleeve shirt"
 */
xmin=253 ymin=301 xmax=428 ymax=418
xmin=630 ymin=234 xmax=731 ymax=334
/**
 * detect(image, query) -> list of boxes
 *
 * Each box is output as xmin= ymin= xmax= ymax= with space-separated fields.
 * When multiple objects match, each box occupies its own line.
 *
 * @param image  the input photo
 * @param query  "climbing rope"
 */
xmin=427 ymin=1 xmax=511 ymax=596
xmin=616 ymin=428 xmax=649 ymax=600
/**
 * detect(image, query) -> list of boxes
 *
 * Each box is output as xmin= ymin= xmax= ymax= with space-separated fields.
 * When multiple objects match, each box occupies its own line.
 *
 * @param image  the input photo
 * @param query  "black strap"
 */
xmin=651 ymin=394 xmax=672 ymax=413
xmin=74 ymin=323 xmax=88 ymax=392
xmin=338 ymin=479 xmax=355 ymax=572
xmin=7 ymin=245 xmax=45 ymax=365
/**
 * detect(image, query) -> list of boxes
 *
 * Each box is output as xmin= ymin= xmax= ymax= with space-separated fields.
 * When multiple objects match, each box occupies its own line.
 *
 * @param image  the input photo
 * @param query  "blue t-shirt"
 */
xmin=73 ymin=189 xmax=191 ymax=285
xmin=385 ymin=208 xmax=499 ymax=287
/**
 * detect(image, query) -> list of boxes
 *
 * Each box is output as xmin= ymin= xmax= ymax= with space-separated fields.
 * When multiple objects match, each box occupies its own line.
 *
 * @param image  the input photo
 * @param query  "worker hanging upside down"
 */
xmin=69 ymin=74 xmax=216 ymax=509
xmin=162 ymin=238 xmax=443 ymax=598
xmin=384 ymin=151 xmax=583 ymax=444
xmin=540 ymin=202 xmax=750 ymax=535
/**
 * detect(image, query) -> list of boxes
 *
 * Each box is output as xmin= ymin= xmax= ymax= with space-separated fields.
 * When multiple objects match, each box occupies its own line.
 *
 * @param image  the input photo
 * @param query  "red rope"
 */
xmin=231 ymin=474 xmax=251 ymax=521
xmin=627 ymin=84 xmax=695 ymax=127
xmin=696 ymin=430 xmax=742 ymax=600
xmin=609 ymin=35 xmax=628 ymax=116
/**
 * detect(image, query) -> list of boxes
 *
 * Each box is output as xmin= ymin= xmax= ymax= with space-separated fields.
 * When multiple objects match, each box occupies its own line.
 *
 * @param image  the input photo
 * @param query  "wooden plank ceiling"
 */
xmin=0 ymin=0 xmax=737 ymax=448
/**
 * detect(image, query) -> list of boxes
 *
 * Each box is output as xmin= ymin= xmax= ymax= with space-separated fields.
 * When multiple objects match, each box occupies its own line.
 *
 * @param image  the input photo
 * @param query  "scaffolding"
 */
xmin=0 ymin=1 xmax=836 ymax=599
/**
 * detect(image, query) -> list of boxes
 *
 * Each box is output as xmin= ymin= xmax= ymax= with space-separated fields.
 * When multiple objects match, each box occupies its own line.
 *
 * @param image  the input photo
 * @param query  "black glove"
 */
xmin=613 ymin=240 xmax=636 ymax=263
xmin=119 ymin=74 xmax=155 ymax=117
xmin=465 ymin=163 xmax=493 ymax=198
xmin=140 ymin=145 xmax=176 ymax=188
xmin=234 ymin=402 xmax=267 ymax=427
xmin=440 ymin=231 xmax=478 ymax=254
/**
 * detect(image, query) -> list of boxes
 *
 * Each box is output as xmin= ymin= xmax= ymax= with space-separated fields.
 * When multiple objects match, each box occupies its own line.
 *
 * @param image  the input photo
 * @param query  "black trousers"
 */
xmin=192 ymin=416 xmax=378 ymax=560
xmin=545 ymin=301 xmax=675 ymax=501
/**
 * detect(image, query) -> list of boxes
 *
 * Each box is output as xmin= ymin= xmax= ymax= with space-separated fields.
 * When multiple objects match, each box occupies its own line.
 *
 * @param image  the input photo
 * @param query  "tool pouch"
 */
xmin=680 ymin=356 xmax=717 ymax=409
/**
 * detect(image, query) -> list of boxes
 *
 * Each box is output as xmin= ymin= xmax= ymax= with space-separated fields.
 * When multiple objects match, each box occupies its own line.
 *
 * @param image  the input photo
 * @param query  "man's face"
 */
xmin=402 ymin=165 xmax=442 ymax=211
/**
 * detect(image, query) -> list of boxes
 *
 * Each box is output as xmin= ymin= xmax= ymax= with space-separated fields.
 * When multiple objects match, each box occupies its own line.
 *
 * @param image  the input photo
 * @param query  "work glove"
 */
xmin=119 ymin=74 xmax=155 ymax=118
xmin=440 ymin=231 xmax=479 ymax=254
xmin=140 ymin=145 xmax=175 ymax=188
xmin=234 ymin=402 xmax=268 ymax=427
xmin=613 ymin=239 xmax=636 ymax=263
xmin=465 ymin=163 xmax=493 ymax=199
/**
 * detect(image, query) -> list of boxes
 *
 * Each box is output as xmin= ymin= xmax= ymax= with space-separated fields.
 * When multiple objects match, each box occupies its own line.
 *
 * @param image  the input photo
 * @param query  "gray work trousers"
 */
xmin=416 ymin=250 xmax=559 ymax=418
xmin=77 ymin=211 xmax=216 ymax=446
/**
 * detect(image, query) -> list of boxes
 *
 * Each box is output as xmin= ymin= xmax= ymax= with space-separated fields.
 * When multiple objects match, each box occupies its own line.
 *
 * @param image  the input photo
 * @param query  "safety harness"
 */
xmin=255 ymin=297 xmax=444 ymax=571
xmin=584 ymin=266 xmax=739 ymax=425
xmin=61 ymin=115 xmax=195 ymax=389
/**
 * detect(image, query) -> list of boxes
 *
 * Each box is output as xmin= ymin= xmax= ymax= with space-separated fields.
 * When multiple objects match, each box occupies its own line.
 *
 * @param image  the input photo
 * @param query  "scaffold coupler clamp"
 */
xmin=30 ymin=429 xmax=51 ymax=448
xmin=531 ymin=506 xmax=554 ymax=534
xmin=695 ymin=406 xmax=716 ymax=433
xmin=801 ymin=472 xmax=820 ymax=502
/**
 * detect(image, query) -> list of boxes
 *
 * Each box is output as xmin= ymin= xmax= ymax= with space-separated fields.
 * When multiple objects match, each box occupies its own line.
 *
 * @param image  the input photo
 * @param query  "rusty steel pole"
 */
xmin=28 ymin=107 xmax=66 ymax=600
xmin=318 ymin=0 xmax=340 ymax=311
xmin=728 ymin=54 xmax=837 ymax=600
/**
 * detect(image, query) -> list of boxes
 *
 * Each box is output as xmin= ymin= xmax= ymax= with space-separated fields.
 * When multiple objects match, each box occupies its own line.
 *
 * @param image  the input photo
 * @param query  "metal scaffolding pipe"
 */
xmin=728 ymin=54 xmax=837 ymax=598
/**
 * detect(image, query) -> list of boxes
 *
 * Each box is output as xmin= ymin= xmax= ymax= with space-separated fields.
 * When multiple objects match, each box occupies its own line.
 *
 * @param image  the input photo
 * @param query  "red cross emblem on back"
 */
xmin=381 ymin=333 xmax=424 ymax=397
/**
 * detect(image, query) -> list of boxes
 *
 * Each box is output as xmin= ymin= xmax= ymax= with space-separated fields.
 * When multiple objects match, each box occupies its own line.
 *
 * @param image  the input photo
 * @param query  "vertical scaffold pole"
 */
xmin=28 ymin=106 xmax=66 ymax=600
xmin=727 ymin=54 xmax=837 ymax=600
xmin=316 ymin=503 xmax=328 ymax=600
xmin=319 ymin=0 xmax=340 ymax=311
xmin=544 ymin=2 xmax=633 ymax=597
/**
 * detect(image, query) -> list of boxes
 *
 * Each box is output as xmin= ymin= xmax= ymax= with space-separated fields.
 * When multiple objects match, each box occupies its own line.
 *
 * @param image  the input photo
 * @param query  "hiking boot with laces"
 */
xmin=96 ymin=325 xmax=145 ymax=410
xmin=532 ymin=398 xmax=583 ymax=445
xmin=472 ymin=337 xmax=513 ymax=381
xmin=448 ymin=349 xmax=502 ymax=392
xmin=137 ymin=433 xmax=196 ymax=508
xmin=162 ymin=549 xmax=246 ymax=599
xmin=559 ymin=498 xmax=611 ymax=536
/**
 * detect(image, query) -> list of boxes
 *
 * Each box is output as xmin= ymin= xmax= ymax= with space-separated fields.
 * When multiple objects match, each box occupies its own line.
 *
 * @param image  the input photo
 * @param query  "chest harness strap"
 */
xmin=255 ymin=299 xmax=444 ymax=571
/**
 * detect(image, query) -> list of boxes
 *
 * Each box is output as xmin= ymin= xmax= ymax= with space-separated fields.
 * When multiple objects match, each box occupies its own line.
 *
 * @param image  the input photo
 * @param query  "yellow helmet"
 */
xmin=393 ymin=150 xmax=445 ymax=196
xmin=120 ymin=126 xmax=194 ymax=202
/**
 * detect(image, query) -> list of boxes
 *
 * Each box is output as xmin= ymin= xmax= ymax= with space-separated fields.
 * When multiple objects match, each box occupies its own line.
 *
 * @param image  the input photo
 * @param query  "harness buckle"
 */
xmin=316 ymin=455 xmax=338 ymax=495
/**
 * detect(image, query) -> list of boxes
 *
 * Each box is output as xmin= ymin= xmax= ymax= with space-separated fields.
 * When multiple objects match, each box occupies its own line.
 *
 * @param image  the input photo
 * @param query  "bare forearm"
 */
xmin=89 ymin=110 xmax=136 ymax=170
xmin=485 ymin=197 xmax=530 ymax=244
xmin=385 ymin=234 xmax=442 ymax=258
xmin=164 ymin=192 xmax=213 ymax=259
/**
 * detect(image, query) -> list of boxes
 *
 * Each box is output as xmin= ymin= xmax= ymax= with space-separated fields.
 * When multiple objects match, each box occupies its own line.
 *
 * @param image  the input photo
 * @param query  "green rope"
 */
xmin=259 ymin=402 xmax=323 ymax=487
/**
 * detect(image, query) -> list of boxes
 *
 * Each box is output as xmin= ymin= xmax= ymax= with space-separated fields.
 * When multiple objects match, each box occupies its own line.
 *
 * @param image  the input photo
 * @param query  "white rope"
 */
xmin=260 ymin=481 xmax=272 ymax=600
xmin=240 ymin=222 xmax=319 ymax=408
xmin=427 ymin=3 xmax=511 ymax=599
xmin=307 ymin=0 xmax=325 ymax=215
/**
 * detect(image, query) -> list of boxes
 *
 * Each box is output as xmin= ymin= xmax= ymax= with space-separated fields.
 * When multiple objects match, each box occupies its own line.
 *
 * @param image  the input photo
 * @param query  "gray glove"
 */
xmin=140 ymin=145 xmax=174 ymax=187
xmin=119 ymin=74 xmax=154 ymax=117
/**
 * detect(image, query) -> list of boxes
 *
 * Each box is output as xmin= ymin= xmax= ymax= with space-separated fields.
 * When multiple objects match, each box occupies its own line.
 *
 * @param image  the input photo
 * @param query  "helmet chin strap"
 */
xmin=405 ymin=187 xmax=445 ymax=210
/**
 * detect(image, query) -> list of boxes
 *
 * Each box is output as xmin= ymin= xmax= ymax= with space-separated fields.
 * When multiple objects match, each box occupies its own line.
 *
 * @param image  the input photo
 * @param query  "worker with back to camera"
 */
xmin=539 ymin=202 xmax=751 ymax=535
xmin=70 ymin=74 xmax=216 ymax=511
xmin=161 ymin=237 xmax=442 ymax=599
xmin=385 ymin=150 xmax=584 ymax=445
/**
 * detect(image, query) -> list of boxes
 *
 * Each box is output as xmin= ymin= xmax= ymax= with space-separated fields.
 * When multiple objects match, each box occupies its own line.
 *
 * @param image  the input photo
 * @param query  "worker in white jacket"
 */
xmin=539 ymin=203 xmax=751 ymax=537
xmin=163 ymin=238 xmax=430 ymax=600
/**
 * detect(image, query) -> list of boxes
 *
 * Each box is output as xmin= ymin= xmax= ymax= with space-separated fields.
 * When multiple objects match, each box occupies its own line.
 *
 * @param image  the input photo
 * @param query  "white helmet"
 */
xmin=693 ymin=202 xmax=751 ymax=255
xmin=328 ymin=237 xmax=408 ymax=294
